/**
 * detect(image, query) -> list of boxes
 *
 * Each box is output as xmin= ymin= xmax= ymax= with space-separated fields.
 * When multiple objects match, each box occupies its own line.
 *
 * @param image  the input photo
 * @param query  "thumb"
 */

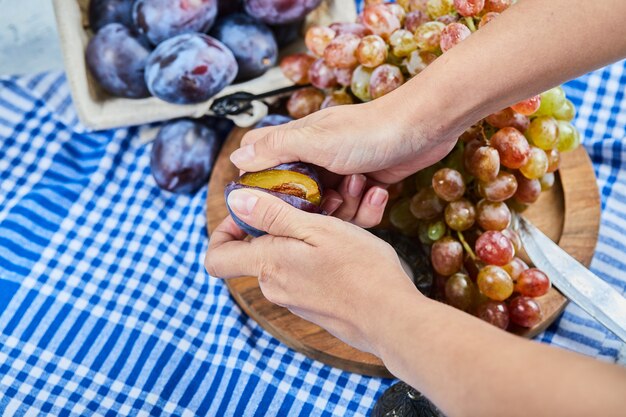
xmin=227 ymin=188 xmax=327 ymax=241
xmin=230 ymin=126 xmax=310 ymax=172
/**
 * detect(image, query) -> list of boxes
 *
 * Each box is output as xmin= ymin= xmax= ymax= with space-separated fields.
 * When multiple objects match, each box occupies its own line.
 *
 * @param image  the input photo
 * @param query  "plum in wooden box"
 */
xmin=52 ymin=0 xmax=357 ymax=130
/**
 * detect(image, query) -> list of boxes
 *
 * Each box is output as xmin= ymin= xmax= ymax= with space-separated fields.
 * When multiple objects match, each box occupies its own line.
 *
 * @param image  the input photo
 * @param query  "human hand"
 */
xmin=205 ymin=187 xmax=421 ymax=355
xmin=230 ymin=93 xmax=460 ymax=227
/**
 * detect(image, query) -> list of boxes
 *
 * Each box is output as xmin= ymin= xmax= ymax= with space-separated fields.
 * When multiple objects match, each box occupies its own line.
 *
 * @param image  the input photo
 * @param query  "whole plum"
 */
xmin=270 ymin=20 xmax=304 ymax=48
xmin=210 ymin=13 xmax=278 ymax=82
xmin=244 ymin=0 xmax=323 ymax=24
xmin=133 ymin=0 xmax=218 ymax=45
xmin=202 ymin=116 xmax=235 ymax=142
xmin=150 ymin=119 xmax=220 ymax=194
xmin=89 ymin=0 xmax=134 ymax=32
xmin=254 ymin=114 xmax=293 ymax=128
xmin=86 ymin=23 xmax=151 ymax=98
xmin=225 ymin=162 xmax=323 ymax=237
xmin=145 ymin=33 xmax=237 ymax=104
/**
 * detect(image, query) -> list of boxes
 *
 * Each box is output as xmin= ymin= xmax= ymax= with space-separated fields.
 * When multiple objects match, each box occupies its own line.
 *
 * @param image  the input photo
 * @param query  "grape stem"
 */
xmin=464 ymin=17 xmax=477 ymax=33
xmin=457 ymin=231 xmax=477 ymax=260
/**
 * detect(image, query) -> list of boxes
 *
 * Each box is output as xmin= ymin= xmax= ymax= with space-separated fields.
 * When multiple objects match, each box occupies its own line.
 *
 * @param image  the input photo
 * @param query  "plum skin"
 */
xmin=89 ymin=0 xmax=134 ymax=32
xmin=210 ymin=13 xmax=278 ymax=82
xmin=145 ymin=33 xmax=238 ymax=104
xmin=244 ymin=0 xmax=323 ymax=24
xmin=224 ymin=163 xmax=324 ymax=237
xmin=254 ymin=114 xmax=293 ymax=128
xmin=86 ymin=23 xmax=151 ymax=98
xmin=133 ymin=0 xmax=218 ymax=45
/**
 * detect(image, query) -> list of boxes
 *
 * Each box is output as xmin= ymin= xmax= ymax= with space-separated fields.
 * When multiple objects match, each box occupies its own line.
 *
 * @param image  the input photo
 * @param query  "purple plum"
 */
xmin=151 ymin=119 xmax=221 ymax=194
xmin=254 ymin=114 xmax=293 ymax=128
xmin=224 ymin=162 xmax=324 ymax=237
xmin=89 ymin=0 xmax=134 ymax=32
xmin=85 ymin=23 xmax=151 ymax=98
xmin=270 ymin=20 xmax=303 ymax=48
xmin=145 ymin=33 xmax=237 ymax=104
xmin=210 ymin=13 xmax=278 ymax=82
xmin=243 ymin=0 xmax=323 ymax=24
xmin=133 ymin=0 xmax=218 ymax=45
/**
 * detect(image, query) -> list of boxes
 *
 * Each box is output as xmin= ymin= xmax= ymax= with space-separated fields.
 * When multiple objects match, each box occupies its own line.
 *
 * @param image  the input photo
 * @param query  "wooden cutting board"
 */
xmin=206 ymin=127 xmax=601 ymax=377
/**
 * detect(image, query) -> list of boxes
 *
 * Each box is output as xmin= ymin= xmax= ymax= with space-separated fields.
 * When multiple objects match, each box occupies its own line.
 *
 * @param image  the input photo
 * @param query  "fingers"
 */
xmin=332 ymin=174 xmax=367 ymax=221
xmin=205 ymin=216 xmax=258 ymax=279
xmin=227 ymin=188 xmax=328 ymax=242
xmin=231 ymin=126 xmax=307 ymax=172
xmin=352 ymin=187 xmax=389 ymax=228
xmin=320 ymin=189 xmax=344 ymax=215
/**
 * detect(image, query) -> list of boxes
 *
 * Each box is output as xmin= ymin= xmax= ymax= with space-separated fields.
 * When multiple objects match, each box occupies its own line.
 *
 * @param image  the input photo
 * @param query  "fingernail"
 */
xmin=370 ymin=188 xmax=388 ymax=207
xmin=324 ymin=197 xmax=343 ymax=214
xmin=230 ymin=144 xmax=255 ymax=165
xmin=348 ymin=174 xmax=366 ymax=197
xmin=228 ymin=190 xmax=258 ymax=215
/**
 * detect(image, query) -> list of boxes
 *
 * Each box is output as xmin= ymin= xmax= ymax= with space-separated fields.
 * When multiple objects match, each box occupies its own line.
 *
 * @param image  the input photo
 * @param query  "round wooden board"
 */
xmin=206 ymin=127 xmax=601 ymax=377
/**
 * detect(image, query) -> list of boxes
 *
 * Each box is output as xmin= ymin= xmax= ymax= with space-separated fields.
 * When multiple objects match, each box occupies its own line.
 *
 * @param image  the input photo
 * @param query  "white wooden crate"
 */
xmin=52 ymin=0 xmax=357 ymax=130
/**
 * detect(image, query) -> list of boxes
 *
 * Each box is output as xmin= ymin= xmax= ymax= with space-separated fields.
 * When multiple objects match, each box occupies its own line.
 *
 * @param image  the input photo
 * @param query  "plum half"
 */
xmin=225 ymin=163 xmax=323 ymax=237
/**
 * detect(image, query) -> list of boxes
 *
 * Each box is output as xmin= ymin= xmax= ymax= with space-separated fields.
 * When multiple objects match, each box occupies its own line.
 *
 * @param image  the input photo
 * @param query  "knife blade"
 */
xmin=517 ymin=215 xmax=626 ymax=342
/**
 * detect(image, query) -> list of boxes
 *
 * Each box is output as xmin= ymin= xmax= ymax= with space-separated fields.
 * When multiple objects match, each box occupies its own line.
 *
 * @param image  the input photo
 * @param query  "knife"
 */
xmin=516 ymin=215 xmax=626 ymax=342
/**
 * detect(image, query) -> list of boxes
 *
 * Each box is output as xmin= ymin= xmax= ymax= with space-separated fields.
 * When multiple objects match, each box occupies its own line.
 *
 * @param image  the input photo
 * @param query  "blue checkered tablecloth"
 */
xmin=1 ymin=51 xmax=626 ymax=417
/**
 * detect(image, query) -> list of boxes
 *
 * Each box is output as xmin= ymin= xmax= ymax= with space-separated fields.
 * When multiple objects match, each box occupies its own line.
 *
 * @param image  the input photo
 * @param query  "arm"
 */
xmin=206 ymin=191 xmax=626 ymax=417
xmin=231 ymin=0 xmax=626 ymax=225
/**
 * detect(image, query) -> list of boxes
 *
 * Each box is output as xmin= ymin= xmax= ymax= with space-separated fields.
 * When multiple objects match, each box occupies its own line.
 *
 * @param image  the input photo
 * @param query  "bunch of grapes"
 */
xmin=279 ymin=0 xmax=582 ymax=331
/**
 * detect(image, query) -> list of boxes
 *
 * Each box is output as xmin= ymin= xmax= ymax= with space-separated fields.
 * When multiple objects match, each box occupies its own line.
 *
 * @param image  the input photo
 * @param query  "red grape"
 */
xmin=483 ymin=0 xmax=511 ymax=13
xmin=511 ymin=95 xmax=541 ymax=116
xmin=476 ymin=199 xmax=511 ymax=231
xmin=328 ymin=22 xmax=371 ymax=37
xmin=305 ymin=25 xmax=336 ymax=57
xmin=445 ymin=198 xmax=476 ymax=231
xmin=280 ymin=53 xmax=315 ymax=84
xmin=440 ymin=22 xmax=471 ymax=52
xmin=477 ymin=265 xmax=514 ymax=301
xmin=514 ymin=173 xmax=541 ymax=204
xmin=508 ymin=296 xmax=542 ymax=327
xmin=453 ymin=0 xmax=484 ymax=16
xmin=361 ymin=5 xmax=401 ymax=39
xmin=432 ymin=168 xmax=466 ymax=201
xmin=410 ymin=187 xmax=445 ymax=219
xmin=404 ymin=50 xmax=438 ymax=76
xmin=404 ymin=10 xmax=429 ymax=32
xmin=515 ymin=268 xmax=551 ymax=297
xmin=357 ymin=35 xmax=388 ymax=67
xmin=475 ymin=230 xmax=515 ymax=266
xmin=445 ymin=273 xmax=476 ymax=311
xmin=546 ymin=149 xmax=561 ymax=173
xmin=475 ymin=300 xmax=509 ymax=329
xmin=324 ymin=34 xmax=360 ymax=68
xmin=431 ymin=237 xmax=464 ymax=276
xmin=370 ymin=64 xmax=404 ymax=99
xmin=308 ymin=58 xmax=338 ymax=89
xmin=502 ymin=257 xmax=529 ymax=281
xmin=470 ymin=146 xmax=500 ymax=182
xmin=490 ymin=127 xmax=531 ymax=169
xmin=287 ymin=87 xmax=324 ymax=119
xmin=479 ymin=171 xmax=518 ymax=202
xmin=486 ymin=108 xmax=530 ymax=132
xmin=397 ymin=0 xmax=429 ymax=13
xmin=386 ymin=3 xmax=407 ymax=25
xmin=501 ymin=228 xmax=521 ymax=253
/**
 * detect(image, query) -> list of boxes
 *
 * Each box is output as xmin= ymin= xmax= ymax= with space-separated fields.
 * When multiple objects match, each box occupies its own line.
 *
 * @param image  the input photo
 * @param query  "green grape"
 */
xmin=410 ymin=187 xmax=445 ymax=219
xmin=350 ymin=65 xmax=373 ymax=102
xmin=553 ymin=98 xmax=575 ymax=121
xmin=519 ymin=146 xmax=548 ymax=180
xmin=535 ymin=86 xmax=566 ymax=116
xmin=445 ymin=273 xmax=476 ymax=311
xmin=389 ymin=198 xmax=420 ymax=235
xmin=556 ymin=121 xmax=581 ymax=152
xmin=418 ymin=221 xmax=434 ymax=244
xmin=426 ymin=0 xmax=455 ymax=18
xmin=526 ymin=116 xmax=559 ymax=150
xmin=539 ymin=172 xmax=555 ymax=191
xmin=444 ymin=198 xmax=476 ymax=231
xmin=428 ymin=220 xmax=447 ymax=240
xmin=477 ymin=265 xmax=514 ymax=301
xmin=389 ymin=29 xmax=418 ymax=57
xmin=414 ymin=21 xmax=446 ymax=52
xmin=546 ymin=148 xmax=560 ymax=173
